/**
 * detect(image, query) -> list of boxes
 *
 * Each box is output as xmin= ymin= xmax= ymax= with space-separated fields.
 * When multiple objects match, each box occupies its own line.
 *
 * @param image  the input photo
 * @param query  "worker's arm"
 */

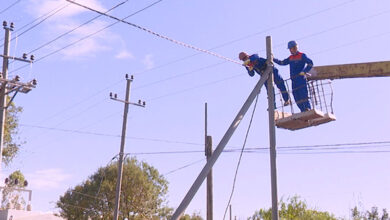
xmin=273 ymin=57 xmax=289 ymax=66
xmin=245 ymin=66 xmax=255 ymax=77
xmin=302 ymin=53 xmax=313 ymax=73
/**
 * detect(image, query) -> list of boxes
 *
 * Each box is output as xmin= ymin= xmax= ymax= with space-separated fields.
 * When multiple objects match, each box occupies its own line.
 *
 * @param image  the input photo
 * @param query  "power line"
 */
xmin=1 ymin=3 xmax=71 ymax=49
xmin=147 ymin=73 xmax=243 ymax=101
xmin=19 ymin=124 xmax=202 ymax=146
xmin=8 ymin=0 xmax=165 ymax=74
xmin=0 ymin=0 xmax=21 ymax=15
xmin=223 ymin=94 xmax=259 ymax=220
xmin=131 ymin=0 xmax=358 ymax=76
xmin=163 ymin=158 xmax=205 ymax=176
xmin=65 ymin=0 xmax=241 ymax=65
xmin=20 ymin=123 xmax=390 ymax=151
xmin=26 ymin=0 xmax=129 ymax=55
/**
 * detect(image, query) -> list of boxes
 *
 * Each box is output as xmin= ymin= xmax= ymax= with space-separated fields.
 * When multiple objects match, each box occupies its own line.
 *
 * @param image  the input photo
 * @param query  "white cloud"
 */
xmin=26 ymin=169 xmax=71 ymax=190
xmin=142 ymin=54 xmax=155 ymax=69
xmin=26 ymin=0 xmax=119 ymax=59
xmin=28 ymin=0 xmax=106 ymax=19
xmin=115 ymin=50 xmax=135 ymax=60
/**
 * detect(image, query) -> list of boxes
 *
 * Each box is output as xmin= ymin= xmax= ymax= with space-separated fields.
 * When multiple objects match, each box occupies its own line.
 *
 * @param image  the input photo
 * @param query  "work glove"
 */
xmin=299 ymin=72 xmax=311 ymax=78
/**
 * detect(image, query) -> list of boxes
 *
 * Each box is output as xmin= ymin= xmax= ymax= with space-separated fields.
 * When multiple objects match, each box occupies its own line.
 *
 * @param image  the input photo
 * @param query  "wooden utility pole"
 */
xmin=205 ymin=103 xmax=213 ymax=220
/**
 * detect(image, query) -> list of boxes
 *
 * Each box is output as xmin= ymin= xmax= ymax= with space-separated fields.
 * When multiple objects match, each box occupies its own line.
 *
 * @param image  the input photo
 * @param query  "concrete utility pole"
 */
xmin=110 ymin=74 xmax=145 ymax=220
xmin=0 ymin=21 xmax=35 ymax=170
xmin=265 ymin=36 xmax=279 ymax=220
xmin=229 ymin=204 xmax=232 ymax=220
xmin=170 ymin=39 xmax=272 ymax=219
xmin=205 ymin=103 xmax=213 ymax=220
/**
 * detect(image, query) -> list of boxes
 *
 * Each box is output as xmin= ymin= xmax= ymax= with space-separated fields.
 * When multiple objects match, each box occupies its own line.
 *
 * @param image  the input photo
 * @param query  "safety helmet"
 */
xmin=239 ymin=52 xmax=249 ymax=61
xmin=287 ymin=40 xmax=298 ymax=49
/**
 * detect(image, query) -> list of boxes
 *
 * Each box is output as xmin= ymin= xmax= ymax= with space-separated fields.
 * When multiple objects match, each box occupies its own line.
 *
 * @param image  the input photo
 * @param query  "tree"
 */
xmin=2 ymin=99 xmax=23 ymax=166
xmin=180 ymin=212 xmax=203 ymax=220
xmin=249 ymin=196 xmax=337 ymax=220
xmin=351 ymin=206 xmax=389 ymax=220
xmin=56 ymin=157 xmax=169 ymax=220
xmin=1 ymin=170 xmax=27 ymax=210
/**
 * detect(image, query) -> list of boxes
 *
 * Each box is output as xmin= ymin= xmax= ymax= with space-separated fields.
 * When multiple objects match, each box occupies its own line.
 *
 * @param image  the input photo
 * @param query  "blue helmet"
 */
xmin=287 ymin=40 xmax=298 ymax=49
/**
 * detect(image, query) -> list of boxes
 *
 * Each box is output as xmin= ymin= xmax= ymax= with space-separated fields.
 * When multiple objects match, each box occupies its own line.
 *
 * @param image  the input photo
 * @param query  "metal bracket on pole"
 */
xmin=170 ymin=69 xmax=271 ymax=220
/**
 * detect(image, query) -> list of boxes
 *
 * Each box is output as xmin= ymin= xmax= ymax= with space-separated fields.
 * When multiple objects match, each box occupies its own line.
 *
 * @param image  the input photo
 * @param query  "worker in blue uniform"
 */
xmin=239 ymin=52 xmax=290 ymax=106
xmin=273 ymin=41 xmax=313 ymax=112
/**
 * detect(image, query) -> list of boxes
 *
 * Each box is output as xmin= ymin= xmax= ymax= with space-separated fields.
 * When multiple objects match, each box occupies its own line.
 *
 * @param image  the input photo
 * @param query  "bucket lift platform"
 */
xmin=274 ymin=109 xmax=336 ymax=130
xmin=274 ymin=79 xmax=336 ymax=131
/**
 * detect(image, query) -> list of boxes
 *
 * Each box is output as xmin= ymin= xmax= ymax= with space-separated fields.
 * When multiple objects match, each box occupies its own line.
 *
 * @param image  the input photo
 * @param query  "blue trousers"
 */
xmin=292 ymin=77 xmax=311 ymax=112
xmin=264 ymin=68 xmax=289 ymax=102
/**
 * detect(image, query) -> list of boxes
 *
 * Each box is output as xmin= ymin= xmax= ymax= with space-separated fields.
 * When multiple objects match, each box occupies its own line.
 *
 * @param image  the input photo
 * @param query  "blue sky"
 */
xmin=1 ymin=0 xmax=390 ymax=219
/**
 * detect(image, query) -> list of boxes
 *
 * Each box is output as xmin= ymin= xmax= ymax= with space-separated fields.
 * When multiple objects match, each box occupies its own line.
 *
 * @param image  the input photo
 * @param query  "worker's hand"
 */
xmin=299 ymin=72 xmax=311 ymax=78
xmin=243 ymin=59 xmax=251 ymax=66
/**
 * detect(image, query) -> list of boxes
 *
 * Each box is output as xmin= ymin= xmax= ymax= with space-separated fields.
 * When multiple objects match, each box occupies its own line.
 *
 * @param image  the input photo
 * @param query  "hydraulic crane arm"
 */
xmin=308 ymin=60 xmax=390 ymax=80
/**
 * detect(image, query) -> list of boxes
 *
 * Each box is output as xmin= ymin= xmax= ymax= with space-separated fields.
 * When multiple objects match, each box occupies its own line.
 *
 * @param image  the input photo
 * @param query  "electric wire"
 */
xmin=163 ymin=158 xmax=206 ymax=176
xmin=8 ymin=0 xmax=165 ymax=74
xmin=0 ymin=2 xmax=69 ymax=44
xmin=0 ymin=0 xmax=21 ymax=15
xmin=65 ymin=0 xmax=241 ymax=65
xmin=20 ymin=124 xmax=202 ymax=146
xmin=9 ymin=3 xmax=71 ymax=45
xmin=147 ymin=73 xmax=243 ymax=101
xmin=26 ymin=0 xmax=129 ymax=55
xmin=5 ymin=0 xmax=375 ymax=122
xmin=19 ymin=123 xmax=390 ymax=152
xmin=223 ymin=94 xmax=259 ymax=220
xmin=131 ymin=0 xmax=357 ymax=76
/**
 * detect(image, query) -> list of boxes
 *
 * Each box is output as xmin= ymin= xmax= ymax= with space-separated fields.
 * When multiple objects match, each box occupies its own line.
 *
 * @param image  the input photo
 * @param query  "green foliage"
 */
xmin=249 ymin=196 xmax=337 ymax=220
xmin=1 ymin=170 xmax=27 ymax=209
xmin=180 ymin=212 xmax=203 ymax=220
xmin=2 ymin=99 xmax=23 ymax=166
xmin=56 ymin=157 xmax=169 ymax=220
xmin=351 ymin=206 xmax=389 ymax=220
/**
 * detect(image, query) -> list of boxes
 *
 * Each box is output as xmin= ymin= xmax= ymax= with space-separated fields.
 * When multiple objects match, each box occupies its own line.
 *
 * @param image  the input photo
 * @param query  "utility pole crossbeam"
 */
xmin=266 ymin=36 xmax=279 ymax=220
xmin=170 ymin=58 xmax=271 ymax=220
xmin=0 ymin=21 xmax=36 ymax=170
xmin=110 ymin=74 xmax=145 ymax=220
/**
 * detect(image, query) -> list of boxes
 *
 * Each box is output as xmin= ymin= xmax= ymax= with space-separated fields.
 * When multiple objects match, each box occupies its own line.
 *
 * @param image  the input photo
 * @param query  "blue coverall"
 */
xmin=273 ymin=52 xmax=313 ymax=112
xmin=245 ymin=54 xmax=290 ymax=104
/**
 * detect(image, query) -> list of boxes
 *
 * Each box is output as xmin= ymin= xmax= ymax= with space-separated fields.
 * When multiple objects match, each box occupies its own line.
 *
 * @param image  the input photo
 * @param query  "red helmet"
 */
xmin=239 ymin=52 xmax=249 ymax=61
